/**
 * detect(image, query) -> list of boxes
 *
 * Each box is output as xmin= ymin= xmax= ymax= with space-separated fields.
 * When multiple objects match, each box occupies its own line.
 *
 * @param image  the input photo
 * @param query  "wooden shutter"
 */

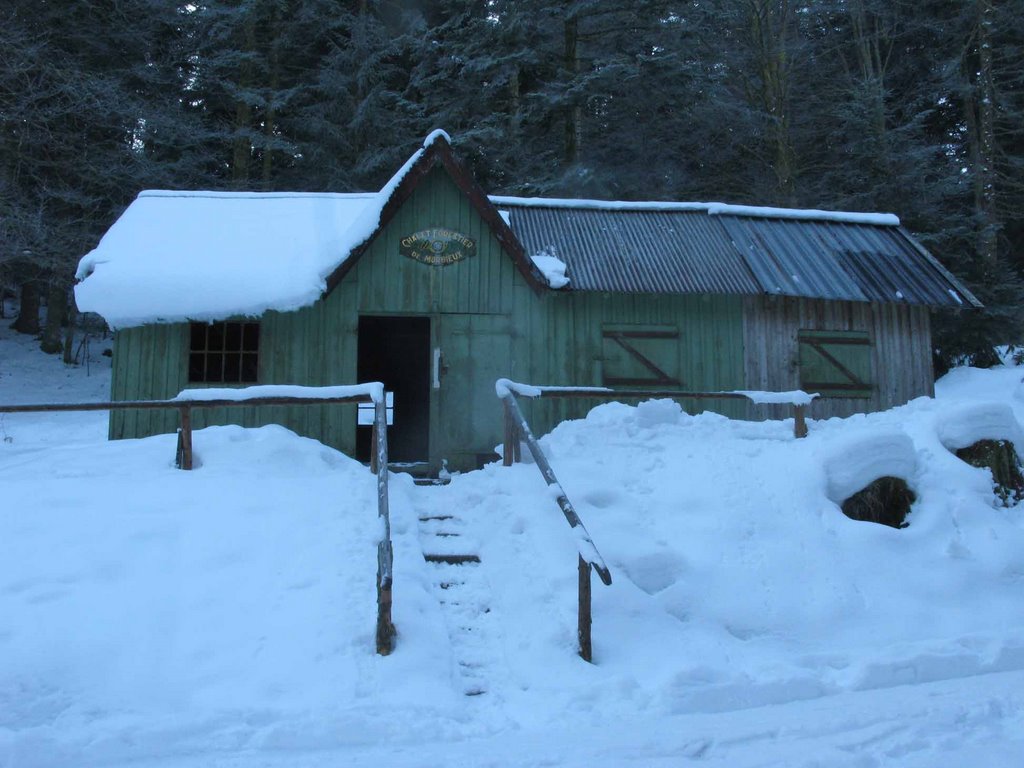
xmin=602 ymin=325 xmax=680 ymax=387
xmin=798 ymin=330 xmax=872 ymax=397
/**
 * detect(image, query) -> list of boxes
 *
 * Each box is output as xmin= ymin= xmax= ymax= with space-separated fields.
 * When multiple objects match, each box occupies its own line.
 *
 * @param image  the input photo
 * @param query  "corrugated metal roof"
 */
xmin=504 ymin=207 xmax=761 ymax=295
xmin=498 ymin=202 xmax=978 ymax=307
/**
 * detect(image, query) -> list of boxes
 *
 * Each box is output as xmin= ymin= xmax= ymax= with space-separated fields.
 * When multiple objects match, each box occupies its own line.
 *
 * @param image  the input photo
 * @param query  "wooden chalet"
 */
xmin=75 ymin=131 xmax=979 ymax=473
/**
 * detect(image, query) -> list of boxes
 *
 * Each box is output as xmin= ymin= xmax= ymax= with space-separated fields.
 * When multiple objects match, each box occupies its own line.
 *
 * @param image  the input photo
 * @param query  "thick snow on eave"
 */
xmin=73 ymin=190 xmax=385 ymax=329
xmin=74 ymin=137 xmax=432 ymax=330
xmin=490 ymin=195 xmax=900 ymax=226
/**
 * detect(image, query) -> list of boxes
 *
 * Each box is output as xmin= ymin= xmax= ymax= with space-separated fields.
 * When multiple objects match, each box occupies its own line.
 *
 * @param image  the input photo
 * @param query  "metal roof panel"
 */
xmin=498 ymin=201 xmax=974 ymax=307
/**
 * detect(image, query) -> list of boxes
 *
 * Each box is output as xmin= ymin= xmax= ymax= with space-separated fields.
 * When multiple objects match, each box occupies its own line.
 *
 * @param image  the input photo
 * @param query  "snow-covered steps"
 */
xmin=423 ymin=560 xmax=494 ymax=697
xmin=424 ymin=553 xmax=481 ymax=565
xmin=416 ymin=505 xmax=497 ymax=698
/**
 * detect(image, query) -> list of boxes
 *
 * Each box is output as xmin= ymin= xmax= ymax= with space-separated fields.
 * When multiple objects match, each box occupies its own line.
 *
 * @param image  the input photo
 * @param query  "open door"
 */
xmin=356 ymin=316 xmax=431 ymax=466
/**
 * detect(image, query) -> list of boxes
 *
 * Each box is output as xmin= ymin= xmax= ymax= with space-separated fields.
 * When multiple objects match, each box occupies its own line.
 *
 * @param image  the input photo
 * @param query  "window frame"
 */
xmin=188 ymin=321 xmax=260 ymax=384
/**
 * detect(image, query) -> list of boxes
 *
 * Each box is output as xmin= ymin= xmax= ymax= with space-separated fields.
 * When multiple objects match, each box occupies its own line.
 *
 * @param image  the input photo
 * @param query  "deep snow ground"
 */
xmin=1 ymin=316 xmax=1023 ymax=767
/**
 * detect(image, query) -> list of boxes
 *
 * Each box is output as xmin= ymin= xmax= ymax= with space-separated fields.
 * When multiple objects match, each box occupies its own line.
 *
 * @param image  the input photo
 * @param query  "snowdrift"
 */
xmin=2 ymin=331 xmax=1024 ymax=765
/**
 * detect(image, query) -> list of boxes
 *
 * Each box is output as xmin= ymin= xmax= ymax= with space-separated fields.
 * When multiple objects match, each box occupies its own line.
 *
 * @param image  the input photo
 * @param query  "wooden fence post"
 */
xmin=793 ymin=404 xmax=808 ymax=439
xmin=578 ymin=556 xmax=592 ymax=662
xmin=374 ymin=396 xmax=395 ymax=656
xmin=178 ymin=406 xmax=193 ymax=470
xmin=503 ymin=398 xmax=515 ymax=466
xmin=370 ymin=415 xmax=379 ymax=474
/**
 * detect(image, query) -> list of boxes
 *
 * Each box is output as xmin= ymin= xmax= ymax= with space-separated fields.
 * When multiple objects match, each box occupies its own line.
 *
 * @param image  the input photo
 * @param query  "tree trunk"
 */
xmin=40 ymin=281 xmax=67 ymax=354
xmin=973 ymin=0 xmax=998 ymax=275
xmin=261 ymin=5 xmax=280 ymax=186
xmin=63 ymin=301 xmax=78 ymax=365
xmin=12 ymin=281 xmax=40 ymax=335
xmin=509 ymin=66 xmax=521 ymax=137
xmin=749 ymin=0 xmax=796 ymax=200
xmin=563 ymin=14 xmax=581 ymax=165
xmin=232 ymin=12 xmax=258 ymax=187
xmin=849 ymin=0 xmax=891 ymax=172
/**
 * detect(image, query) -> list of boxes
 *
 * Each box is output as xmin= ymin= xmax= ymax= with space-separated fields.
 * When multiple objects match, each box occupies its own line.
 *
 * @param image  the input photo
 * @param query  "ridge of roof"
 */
xmin=490 ymin=196 xmax=900 ymax=227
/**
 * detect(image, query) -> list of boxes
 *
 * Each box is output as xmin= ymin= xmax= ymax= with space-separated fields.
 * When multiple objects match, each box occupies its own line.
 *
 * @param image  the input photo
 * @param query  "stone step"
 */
xmin=423 ymin=553 xmax=480 ymax=565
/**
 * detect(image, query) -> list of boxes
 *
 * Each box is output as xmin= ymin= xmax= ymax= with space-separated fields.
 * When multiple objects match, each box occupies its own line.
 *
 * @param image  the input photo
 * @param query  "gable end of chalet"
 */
xmin=323 ymin=132 xmax=549 ymax=297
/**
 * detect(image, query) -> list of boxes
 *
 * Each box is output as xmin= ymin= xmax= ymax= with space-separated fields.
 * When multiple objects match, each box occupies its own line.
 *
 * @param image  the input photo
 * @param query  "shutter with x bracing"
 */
xmin=601 ymin=325 xmax=681 ymax=387
xmin=798 ymin=329 xmax=873 ymax=398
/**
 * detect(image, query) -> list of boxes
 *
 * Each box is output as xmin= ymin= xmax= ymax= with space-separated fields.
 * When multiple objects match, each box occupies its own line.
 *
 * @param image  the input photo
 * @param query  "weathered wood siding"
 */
xmin=110 ymin=165 xmax=523 ymax=467
xmin=519 ymin=291 xmax=748 ymax=432
xmin=742 ymin=296 xmax=934 ymax=420
xmin=109 ymin=164 xmax=937 ymax=466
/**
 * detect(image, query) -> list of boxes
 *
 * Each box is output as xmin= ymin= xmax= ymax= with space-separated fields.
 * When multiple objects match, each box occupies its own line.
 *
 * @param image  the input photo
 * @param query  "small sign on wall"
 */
xmin=399 ymin=228 xmax=476 ymax=266
xmin=357 ymin=391 xmax=395 ymax=425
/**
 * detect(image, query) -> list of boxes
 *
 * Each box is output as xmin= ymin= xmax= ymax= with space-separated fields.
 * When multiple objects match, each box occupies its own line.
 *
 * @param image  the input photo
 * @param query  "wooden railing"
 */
xmin=496 ymin=383 xmax=613 ymax=662
xmin=0 ymin=384 xmax=397 ymax=656
xmin=498 ymin=383 xmax=813 ymax=442
xmin=496 ymin=380 xmax=817 ymax=661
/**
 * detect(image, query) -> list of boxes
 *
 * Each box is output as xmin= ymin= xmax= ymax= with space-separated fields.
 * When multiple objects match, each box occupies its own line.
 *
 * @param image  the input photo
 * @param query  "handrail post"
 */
xmin=374 ymin=396 xmax=395 ymax=655
xmin=503 ymin=398 xmax=515 ymax=466
xmin=578 ymin=556 xmax=592 ymax=662
xmin=178 ymin=406 xmax=193 ymax=470
xmin=370 ymin=412 xmax=379 ymax=474
xmin=499 ymin=389 xmax=612 ymax=662
xmin=793 ymin=404 xmax=808 ymax=438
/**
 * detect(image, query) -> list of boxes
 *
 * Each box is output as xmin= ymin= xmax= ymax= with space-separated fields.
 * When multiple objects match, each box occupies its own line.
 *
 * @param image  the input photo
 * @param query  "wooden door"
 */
xmin=436 ymin=313 xmax=513 ymax=471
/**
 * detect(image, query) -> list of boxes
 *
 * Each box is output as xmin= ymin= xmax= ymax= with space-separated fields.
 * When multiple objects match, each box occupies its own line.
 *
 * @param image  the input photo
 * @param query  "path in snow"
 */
xmin=413 ymin=488 xmax=503 ymax=699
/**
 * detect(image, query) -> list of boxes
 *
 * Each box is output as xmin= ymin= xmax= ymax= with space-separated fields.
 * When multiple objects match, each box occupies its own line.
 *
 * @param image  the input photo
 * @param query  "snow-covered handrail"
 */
xmin=494 ymin=379 xmax=814 ymax=438
xmin=496 ymin=385 xmax=612 ymax=662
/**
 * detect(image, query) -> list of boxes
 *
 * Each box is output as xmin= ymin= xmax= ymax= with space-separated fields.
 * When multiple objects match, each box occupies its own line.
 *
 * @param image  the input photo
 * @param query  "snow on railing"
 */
xmin=495 ymin=383 xmax=613 ymax=663
xmin=495 ymin=379 xmax=817 ymax=439
xmin=0 ymin=384 xmax=396 ymax=657
xmin=494 ymin=380 xmax=820 ymax=661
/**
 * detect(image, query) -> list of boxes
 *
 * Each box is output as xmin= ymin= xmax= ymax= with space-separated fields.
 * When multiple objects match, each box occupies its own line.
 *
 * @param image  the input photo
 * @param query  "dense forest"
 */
xmin=1 ymin=0 xmax=1021 ymax=366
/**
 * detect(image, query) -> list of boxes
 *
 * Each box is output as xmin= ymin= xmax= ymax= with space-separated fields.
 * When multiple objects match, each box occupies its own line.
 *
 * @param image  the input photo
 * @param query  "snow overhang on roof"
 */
xmin=75 ymin=191 xmax=382 ymax=328
xmin=74 ymin=131 xmax=458 ymax=329
xmin=75 ymin=129 xmax=547 ymax=328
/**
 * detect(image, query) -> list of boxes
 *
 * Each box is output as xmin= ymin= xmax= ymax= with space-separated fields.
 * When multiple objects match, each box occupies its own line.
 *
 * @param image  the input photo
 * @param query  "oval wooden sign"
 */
xmin=399 ymin=228 xmax=477 ymax=266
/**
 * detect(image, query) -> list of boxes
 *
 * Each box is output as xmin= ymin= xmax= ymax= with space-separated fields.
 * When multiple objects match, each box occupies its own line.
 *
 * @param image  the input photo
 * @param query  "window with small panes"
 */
xmin=188 ymin=322 xmax=259 ymax=383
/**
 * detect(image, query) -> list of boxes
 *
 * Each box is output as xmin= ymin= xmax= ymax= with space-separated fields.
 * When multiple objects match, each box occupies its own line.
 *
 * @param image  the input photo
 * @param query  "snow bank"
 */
xmin=820 ymin=428 xmax=918 ymax=502
xmin=0 ymin=425 xmax=456 ymax=765
xmin=935 ymin=401 xmax=1024 ymax=453
xmin=5 ymin=323 xmax=1024 ymax=767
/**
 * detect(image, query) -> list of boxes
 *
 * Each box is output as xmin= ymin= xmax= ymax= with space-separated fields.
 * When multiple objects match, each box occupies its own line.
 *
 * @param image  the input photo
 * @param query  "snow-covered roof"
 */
xmin=75 ymin=129 xmax=978 ymax=328
xmin=489 ymin=196 xmax=902 ymax=227
xmin=75 ymin=191 xmax=380 ymax=328
xmin=75 ymin=130 xmax=461 ymax=329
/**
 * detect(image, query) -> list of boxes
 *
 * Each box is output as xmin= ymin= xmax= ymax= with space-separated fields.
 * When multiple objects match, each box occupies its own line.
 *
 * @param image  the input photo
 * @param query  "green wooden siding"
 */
xmin=111 ymin=160 xmax=934 ymax=470
xmin=108 ymin=165 xmax=523 ymax=468
xmin=519 ymin=291 xmax=747 ymax=432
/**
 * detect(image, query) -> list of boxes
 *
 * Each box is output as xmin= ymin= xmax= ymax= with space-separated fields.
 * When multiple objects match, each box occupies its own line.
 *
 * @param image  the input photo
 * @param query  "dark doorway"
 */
xmin=356 ymin=316 xmax=431 ymax=465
